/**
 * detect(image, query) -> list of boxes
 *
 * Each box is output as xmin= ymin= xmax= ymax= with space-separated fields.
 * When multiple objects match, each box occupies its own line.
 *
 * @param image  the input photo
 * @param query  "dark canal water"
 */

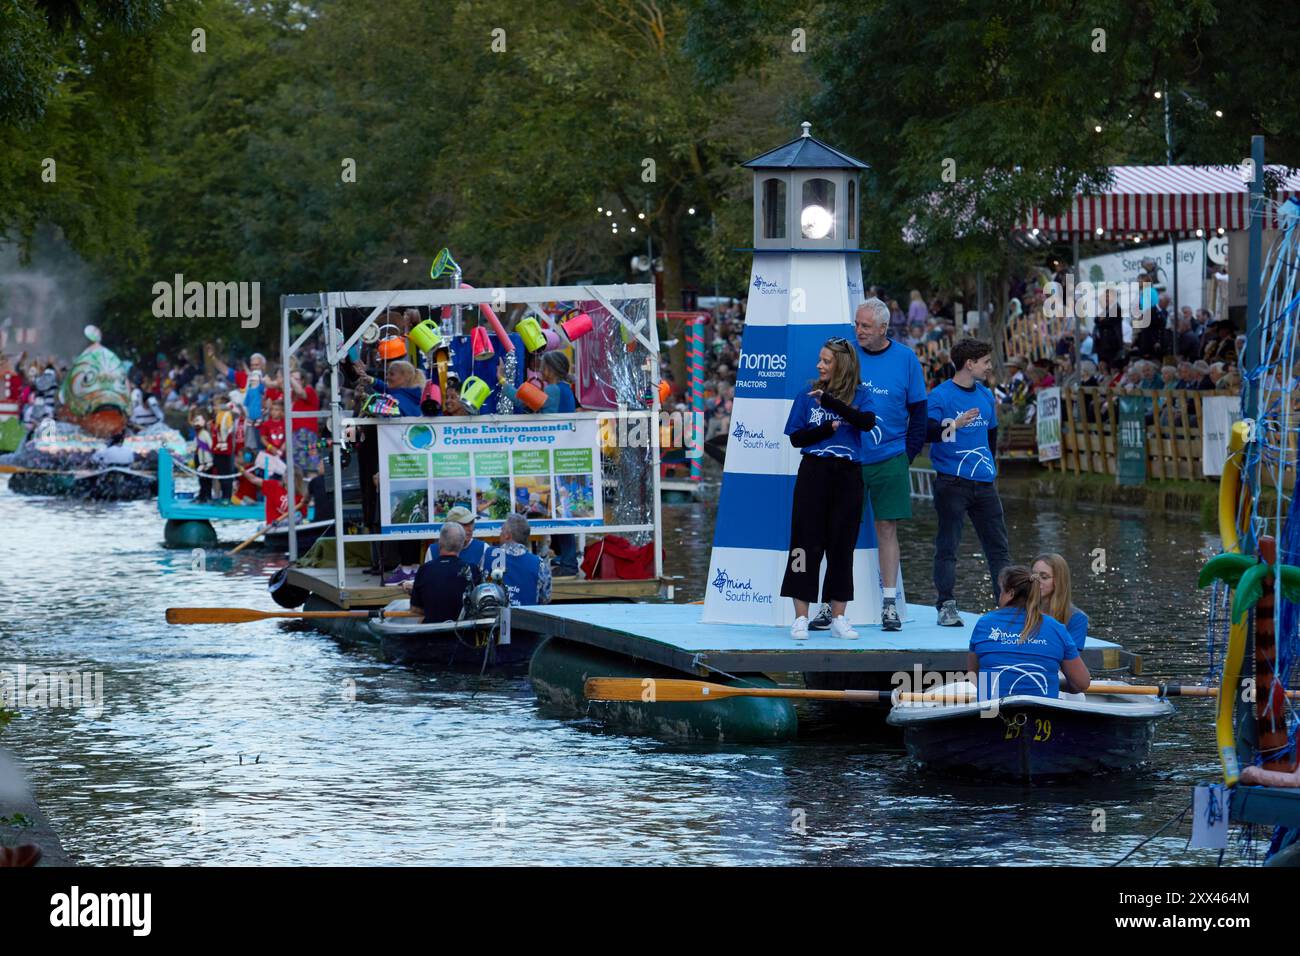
xmin=0 ymin=473 xmax=1236 ymax=865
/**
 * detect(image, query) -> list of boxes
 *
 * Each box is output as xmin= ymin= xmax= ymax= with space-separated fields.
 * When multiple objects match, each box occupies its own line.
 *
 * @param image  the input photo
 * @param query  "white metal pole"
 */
xmin=328 ymin=300 xmax=347 ymax=599
xmin=649 ymin=291 xmax=664 ymax=583
xmin=281 ymin=295 xmax=298 ymax=561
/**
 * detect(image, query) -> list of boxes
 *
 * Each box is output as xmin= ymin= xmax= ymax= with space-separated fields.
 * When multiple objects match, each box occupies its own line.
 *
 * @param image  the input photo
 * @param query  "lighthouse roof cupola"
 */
xmin=743 ymin=121 xmax=868 ymax=252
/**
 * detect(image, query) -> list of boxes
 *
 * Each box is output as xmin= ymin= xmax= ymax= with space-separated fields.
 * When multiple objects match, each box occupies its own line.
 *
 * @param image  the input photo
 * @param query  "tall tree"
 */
xmin=685 ymin=0 xmax=1300 ymax=353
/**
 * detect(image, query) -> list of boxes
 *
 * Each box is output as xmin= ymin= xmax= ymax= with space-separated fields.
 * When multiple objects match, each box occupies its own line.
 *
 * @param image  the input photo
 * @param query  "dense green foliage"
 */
xmin=1 ymin=0 xmax=1297 ymax=358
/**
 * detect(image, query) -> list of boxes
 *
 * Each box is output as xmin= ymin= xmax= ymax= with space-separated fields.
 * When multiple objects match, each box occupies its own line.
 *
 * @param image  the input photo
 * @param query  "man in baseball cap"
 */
xmin=423 ymin=504 xmax=490 ymax=569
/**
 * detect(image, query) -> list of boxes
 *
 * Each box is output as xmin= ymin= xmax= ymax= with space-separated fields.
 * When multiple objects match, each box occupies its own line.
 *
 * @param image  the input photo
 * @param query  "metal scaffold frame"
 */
xmin=278 ymin=283 xmax=662 ymax=601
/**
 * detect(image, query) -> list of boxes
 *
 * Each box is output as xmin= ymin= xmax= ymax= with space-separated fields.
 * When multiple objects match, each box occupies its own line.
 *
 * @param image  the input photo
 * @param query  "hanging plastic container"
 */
xmin=362 ymin=393 xmax=402 ymax=418
xmin=658 ymin=380 xmax=672 ymax=404
xmin=515 ymin=381 xmax=548 ymax=412
xmin=541 ymin=329 xmax=562 ymax=351
xmin=460 ymin=375 xmax=490 ymax=410
xmin=516 ymin=317 xmax=546 ymax=352
xmin=470 ymin=325 xmax=495 ymax=361
xmin=376 ymin=324 xmax=408 ymax=360
xmin=420 ymin=381 xmax=442 ymax=416
xmin=562 ymin=311 xmax=593 ymax=341
xmin=409 ymin=319 xmax=442 ymax=353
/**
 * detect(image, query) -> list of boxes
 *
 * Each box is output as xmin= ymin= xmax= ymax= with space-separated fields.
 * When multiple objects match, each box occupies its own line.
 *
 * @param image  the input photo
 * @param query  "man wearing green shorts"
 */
xmin=852 ymin=299 xmax=929 ymax=631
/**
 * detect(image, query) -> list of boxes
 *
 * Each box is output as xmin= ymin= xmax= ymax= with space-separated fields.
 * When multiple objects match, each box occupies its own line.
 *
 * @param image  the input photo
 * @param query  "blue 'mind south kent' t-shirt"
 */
xmin=927 ymin=379 xmax=999 ymax=481
xmin=969 ymin=606 xmax=1079 ymax=700
xmin=855 ymin=341 xmax=927 ymax=464
xmin=1061 ymin=607 xmax=1089 ymax=654
xmin=783 ymin=385 xmax=875 ymax=462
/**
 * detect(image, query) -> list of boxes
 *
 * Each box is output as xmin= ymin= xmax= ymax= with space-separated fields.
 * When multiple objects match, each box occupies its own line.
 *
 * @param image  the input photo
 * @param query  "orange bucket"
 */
xmin=515 ymin=381 xmax=548 ymax=412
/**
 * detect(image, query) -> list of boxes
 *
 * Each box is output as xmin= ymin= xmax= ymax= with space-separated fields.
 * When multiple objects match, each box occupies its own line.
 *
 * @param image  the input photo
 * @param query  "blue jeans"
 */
xmin=932 ymin=473 xmax=1012 ymax=608
xmin=551 ymin=534 xmax=578 ymax=574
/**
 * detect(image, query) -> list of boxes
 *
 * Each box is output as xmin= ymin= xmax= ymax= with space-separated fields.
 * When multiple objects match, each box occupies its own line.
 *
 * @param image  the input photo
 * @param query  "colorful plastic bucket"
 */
xmin=470 ymin=325 xmax=495 ymax=361
xmin=377 ymin=335 xmax=408 ymax=360
xmin=516 ymin=317 xmax=546 ymax=352
xmin=409 ymin=320 xmax=442 ymax=353
xmin=562 ymin=311 xmax=593 ymax=341
xmin=515 ymin=381 xmax=547 ymax=412
xmin=461 ymin=375 xmax=490 ymax=410
xmin=542 ymin=329 xmax=562 ymax=351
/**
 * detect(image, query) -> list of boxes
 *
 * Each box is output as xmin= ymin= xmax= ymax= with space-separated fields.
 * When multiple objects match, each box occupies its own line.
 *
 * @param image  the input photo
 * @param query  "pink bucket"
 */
xmin=562 ymin=312 xmax=593 ymax=341
xmin=470 ymin=325 xmax=495 ymax=361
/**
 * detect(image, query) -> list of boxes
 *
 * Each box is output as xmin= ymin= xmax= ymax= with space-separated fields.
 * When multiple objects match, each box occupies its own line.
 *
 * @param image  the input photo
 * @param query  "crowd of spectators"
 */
xmin=670 ymin=268 xmax=1254 ymax=453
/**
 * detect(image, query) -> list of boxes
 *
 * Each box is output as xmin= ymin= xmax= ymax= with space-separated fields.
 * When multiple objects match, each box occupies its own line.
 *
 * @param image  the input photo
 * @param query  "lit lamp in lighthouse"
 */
xmin=703 ymin=122 xmax=903 ymax=627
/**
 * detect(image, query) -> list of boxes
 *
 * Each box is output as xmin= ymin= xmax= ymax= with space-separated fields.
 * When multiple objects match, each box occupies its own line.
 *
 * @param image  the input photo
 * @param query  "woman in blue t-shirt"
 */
xmin=780 ymin=337 xmax=876 ymax=641
xmin=967 ymin=565 xmax=1091 ymax=700
xmin=1032 ymin=552 xmax=1089 ymax=653
xmin=540 ymin=352 xmax=577 ymax=413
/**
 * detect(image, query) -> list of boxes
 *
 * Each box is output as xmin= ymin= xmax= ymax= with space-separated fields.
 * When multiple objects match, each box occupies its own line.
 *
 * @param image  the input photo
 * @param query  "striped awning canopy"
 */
xmin=1020 ymin=165 xmax=1300 ymax=239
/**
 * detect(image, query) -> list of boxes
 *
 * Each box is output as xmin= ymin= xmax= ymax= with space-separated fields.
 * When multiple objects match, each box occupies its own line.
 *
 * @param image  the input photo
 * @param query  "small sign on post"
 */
xmin=1036 ymin=387 xmax=1061 ymax=463
xmin=1117 ymin=395 xmax=1147 ymax=486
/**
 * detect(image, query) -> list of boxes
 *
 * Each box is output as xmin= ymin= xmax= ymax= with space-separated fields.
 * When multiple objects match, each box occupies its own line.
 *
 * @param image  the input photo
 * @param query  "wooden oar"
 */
xmin=229 ymin=504 xmax=292 ymax=556
xmin=166 ymin=607 xmax=420 ymax=625
xmin=585 ymin=678 xmax=893 ymax=704
xmin=228 ymin=522 xmax=278 ymax=556
xmin=1096 ymin=682 xmax=1300 ymax=700
xmin=583 ymin=678 xmax=1300 ymax=705
xmin=0 ymin=464 xmax=65 ymax=475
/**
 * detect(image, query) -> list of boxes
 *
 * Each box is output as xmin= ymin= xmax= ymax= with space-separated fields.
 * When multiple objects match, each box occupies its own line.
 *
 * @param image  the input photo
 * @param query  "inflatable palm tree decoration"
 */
xmin=1199 ymin=540 xmax=1300 ymax=785
xmin=1198 ymin=551 xmax=1300 ymax=625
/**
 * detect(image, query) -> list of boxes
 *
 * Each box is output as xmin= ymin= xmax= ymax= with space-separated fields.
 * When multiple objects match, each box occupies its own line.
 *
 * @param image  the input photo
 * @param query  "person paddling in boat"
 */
xmin=1031 ymin=552 xmax=1089 ymax=653
xmin=967 ymin=565 xmax=1091 ymax=700
xmin=781 ymin=337 xmax=877 ymax=641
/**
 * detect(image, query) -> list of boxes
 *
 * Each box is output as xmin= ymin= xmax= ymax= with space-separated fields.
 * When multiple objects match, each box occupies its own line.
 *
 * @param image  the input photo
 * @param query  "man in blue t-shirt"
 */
xmin=852 ymin=298 xmax=928 ymax=631
xmin=483 ymin=513 xmax=552 ymax=606
xmin=926 ymin=337 xmax=1012 ymax=626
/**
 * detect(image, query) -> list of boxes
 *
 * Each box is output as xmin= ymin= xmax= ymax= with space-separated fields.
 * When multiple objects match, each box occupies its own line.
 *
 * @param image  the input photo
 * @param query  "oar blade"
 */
xmin=166 ymin=607 xmax=268 ymax=625
xmin=584 ymin=677 xmax=735 ymax=703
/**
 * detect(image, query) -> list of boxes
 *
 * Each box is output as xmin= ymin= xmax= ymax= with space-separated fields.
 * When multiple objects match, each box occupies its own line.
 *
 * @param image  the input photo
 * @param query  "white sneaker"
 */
xmin=790 ymin=616 xmax=809 ymax=640
xmin=830 ymin=615 xmax=859 ymax=640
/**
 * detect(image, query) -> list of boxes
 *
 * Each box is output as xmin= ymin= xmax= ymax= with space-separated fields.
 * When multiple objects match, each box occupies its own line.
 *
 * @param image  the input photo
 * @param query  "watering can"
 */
xmin=516 ymin=317 xmax=546 ymax=352
xmin=460 ymin=376 xmax=491 ymax=411
xmin=409 ymin=320 xmax=442 ymax=353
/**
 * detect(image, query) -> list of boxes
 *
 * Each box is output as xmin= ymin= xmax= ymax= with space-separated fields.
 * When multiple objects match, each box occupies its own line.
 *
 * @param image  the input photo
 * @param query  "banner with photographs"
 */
xmin=377 ymin=415 xmax=604 ymax=534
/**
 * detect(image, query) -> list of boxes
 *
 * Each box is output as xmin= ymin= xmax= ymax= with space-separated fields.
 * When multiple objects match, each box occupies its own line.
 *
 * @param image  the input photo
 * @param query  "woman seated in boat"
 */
xmin=967 ymin=565 xmax=1091 ymax=700
xmin=1031 ymin=552 xmax=1089 ymax=652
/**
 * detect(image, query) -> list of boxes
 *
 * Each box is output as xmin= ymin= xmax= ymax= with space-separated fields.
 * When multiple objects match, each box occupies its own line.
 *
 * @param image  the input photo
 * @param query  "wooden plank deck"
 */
xmin=512 ymin=602 xmax=1141 ymax=677
xmin=285 ymin=566 xmax=664 ymax=608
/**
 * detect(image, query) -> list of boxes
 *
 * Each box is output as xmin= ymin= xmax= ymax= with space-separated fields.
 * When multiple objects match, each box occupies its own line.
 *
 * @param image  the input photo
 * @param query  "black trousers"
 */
xmin=780 ymin=455 xmax=864 ymax=604
xmin=932 ymin=472 xmax=1012 ymax=608
xmin=212 ymin=454 xmax=234 ymax=500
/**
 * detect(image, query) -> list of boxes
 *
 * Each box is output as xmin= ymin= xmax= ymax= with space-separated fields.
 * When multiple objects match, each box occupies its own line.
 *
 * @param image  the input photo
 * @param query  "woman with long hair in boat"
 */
xmin=781 ymin=337 xmax=876 ymax=642
xmin=1031 ymin=552 xmax=1089 ymax=653
xmin=967 ymin=565 xmax=1091 ymax=699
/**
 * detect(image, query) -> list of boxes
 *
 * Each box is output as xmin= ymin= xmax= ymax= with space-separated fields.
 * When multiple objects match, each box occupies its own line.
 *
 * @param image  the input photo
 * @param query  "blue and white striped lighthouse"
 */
xmin=702 ymin=122 xmax=909 ymax=626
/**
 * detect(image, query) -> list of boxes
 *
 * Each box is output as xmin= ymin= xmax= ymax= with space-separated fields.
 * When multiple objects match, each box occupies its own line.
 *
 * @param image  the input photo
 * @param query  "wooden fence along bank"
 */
xmin=1043 ymin=387 xmax=1295 ymax=493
